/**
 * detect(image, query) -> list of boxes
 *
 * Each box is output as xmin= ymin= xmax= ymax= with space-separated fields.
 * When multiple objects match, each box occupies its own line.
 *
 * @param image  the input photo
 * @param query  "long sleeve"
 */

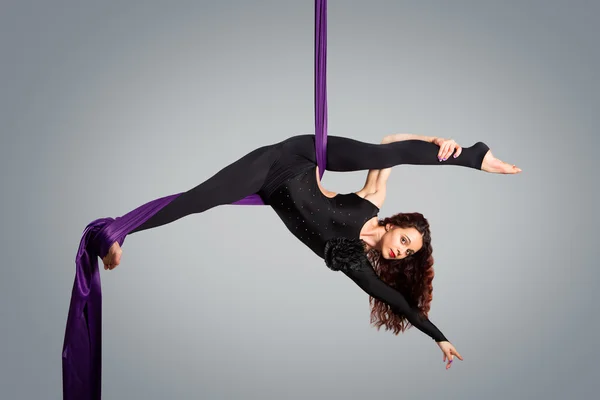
xmin=323 ymin=237 xmax=449 ymax=343
xmin=343 ymin=266 xmax=448 ymax=343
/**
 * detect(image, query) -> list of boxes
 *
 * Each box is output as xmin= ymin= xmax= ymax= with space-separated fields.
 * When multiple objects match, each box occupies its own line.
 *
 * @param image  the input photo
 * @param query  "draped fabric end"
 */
xmin=62 ymin=194 xmax=182 ymax=399
xmin=62 ymin=0 xmax=328 ymax=398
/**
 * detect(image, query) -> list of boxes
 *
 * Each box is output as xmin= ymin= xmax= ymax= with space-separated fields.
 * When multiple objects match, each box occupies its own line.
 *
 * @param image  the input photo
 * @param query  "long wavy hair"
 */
xmin=365 ymin=212 xmax=436 ymax=335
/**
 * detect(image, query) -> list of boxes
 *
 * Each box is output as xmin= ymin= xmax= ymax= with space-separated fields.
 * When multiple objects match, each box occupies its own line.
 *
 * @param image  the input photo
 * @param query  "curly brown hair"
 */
xmin=366 ymin=212 xmax=436 ymax=335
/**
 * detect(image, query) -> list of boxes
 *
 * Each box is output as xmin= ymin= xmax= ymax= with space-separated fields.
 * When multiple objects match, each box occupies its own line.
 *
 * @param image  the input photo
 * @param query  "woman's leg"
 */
xmin=130 ymin=144 xmax=279 ymax=234
xmin=324 ymin=135 xmax=490 ymax=172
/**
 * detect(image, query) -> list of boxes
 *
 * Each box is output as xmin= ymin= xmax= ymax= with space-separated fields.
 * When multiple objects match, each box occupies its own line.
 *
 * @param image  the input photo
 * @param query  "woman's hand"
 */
xmin=437 ymin=341 xmax=464 ymax=370
xmin=102 ymin=241 xmax=122 ymax=271
xmin=432 ymin=137 xmax=462 ymax=161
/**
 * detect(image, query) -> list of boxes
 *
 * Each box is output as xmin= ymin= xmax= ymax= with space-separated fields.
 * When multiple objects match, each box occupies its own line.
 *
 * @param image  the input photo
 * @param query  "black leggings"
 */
xmin=130 ymin=135 xmax=489 ymax=234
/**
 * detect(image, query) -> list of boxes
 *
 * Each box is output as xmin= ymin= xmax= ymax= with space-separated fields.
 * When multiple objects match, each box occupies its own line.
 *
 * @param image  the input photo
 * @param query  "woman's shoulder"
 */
xmin=323 ymin=237 xmax=371 ymax=272
xmin=356 ymin=189 xmax=384 ymax=210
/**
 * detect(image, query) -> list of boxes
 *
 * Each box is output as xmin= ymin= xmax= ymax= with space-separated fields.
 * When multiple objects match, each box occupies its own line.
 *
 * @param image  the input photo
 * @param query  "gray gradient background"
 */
xmin=1 ymin=0 xmax=598 ymax=399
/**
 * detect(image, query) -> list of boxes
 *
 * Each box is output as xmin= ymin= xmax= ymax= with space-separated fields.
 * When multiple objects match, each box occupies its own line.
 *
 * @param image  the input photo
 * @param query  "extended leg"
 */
xmin=324 ymin=136 xmax=490 ymax=172
xmin=130 ymin=144 xmax=278 ymax=234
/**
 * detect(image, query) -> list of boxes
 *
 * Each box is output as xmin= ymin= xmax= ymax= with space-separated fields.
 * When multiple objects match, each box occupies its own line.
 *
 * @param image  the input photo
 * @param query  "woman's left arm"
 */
xmin=324 ymin=237 xmax=449 ymax=343
xmin=342 ymin=263 xmax=449 ymax=343
xmin=360 ymin=135 xmax=426 ymax=193
xmin=324 ymin=237 xmax=464 ymax=369
xmin=360 ymin=134 xmax=443 ymax=207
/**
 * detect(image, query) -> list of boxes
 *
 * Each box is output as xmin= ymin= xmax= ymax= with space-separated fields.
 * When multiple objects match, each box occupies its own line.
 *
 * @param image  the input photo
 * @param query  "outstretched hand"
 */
xmin=437 ymin=341 xmax=464 ymax=370
xmin=102 ymin=241 xmax=122 ymax=271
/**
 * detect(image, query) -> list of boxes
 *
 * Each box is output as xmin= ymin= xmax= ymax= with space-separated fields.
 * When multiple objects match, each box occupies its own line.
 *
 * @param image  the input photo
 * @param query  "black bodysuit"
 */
xmin=266 ymin=165 xmax=380 ymax=258
xmin=131 ymin=134 xmax=490 ymax=342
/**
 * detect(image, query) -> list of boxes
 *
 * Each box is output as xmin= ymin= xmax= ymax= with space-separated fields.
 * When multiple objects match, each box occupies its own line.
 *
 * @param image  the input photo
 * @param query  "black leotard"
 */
xmin=265 ymin=164 xmax=380 ymax=258
xmin=130 ymin=134 xmax=490 ymax=342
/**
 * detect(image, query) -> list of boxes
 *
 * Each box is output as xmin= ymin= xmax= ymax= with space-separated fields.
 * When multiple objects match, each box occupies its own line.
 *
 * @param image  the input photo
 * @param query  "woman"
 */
xmin=101 ymin=133 xmax=520 ymax=370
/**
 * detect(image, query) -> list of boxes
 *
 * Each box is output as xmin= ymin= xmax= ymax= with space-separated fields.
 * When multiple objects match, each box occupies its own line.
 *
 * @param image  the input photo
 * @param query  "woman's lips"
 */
xmin=389 ymin=249 xmax=395 ymax=258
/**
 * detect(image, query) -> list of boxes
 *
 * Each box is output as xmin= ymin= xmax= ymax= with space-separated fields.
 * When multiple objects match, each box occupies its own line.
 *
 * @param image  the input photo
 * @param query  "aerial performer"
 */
xmin=111 ymin=134 xmax=520 ymax=343
xmin=61 ymin=0 xmax=521 ymax=398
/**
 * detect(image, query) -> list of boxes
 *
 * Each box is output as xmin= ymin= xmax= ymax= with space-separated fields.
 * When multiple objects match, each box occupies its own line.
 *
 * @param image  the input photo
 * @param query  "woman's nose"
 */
xmin=398 ymin=245 xmax=405 ymax=255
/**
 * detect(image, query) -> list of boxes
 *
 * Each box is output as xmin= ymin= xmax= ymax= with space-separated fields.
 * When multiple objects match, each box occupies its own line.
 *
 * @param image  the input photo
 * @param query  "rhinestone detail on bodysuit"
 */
xmin=265 ymin=166 xmax=379 ymax=258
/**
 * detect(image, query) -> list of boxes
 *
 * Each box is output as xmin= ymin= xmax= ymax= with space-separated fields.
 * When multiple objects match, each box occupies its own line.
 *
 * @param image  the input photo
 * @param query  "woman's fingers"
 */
xmin=445 ymin=349 xmax=465 ymax=369
xmin=446 ymin=141 xmax=459 ymax=160
xmin=453 ymin=146 xmax=463 ymax=158
xmin=445 ymin=142 xmax=454 ymax=160
xmin=437 ymin=143 xmax=445 ymax=159
xmin=436 ymin=139 xmax=465 ymax=161
xmin=442 ymin=346 xmax=464 ymax=370
xmin=444 ymin=145 xmax=454 ymax=160
xmin=439 ymin=143 xmax=449 ymax=160
xmin=439 ymin=144 xmax=447 ymax=160
xmin=446 ymin=351 xmax=454 ymax=369
xmin=453 ymin=349 xmax=464 ymax=361
xmin=437 ymin=141 xmax=460 ymax=161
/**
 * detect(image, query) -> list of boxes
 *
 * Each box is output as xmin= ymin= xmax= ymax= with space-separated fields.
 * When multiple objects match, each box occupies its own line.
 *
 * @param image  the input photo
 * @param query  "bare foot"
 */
xmin=102 ymin=241 xmax=122 ymax=270
xmin=481 ymin=150 xmax=522 ymax=174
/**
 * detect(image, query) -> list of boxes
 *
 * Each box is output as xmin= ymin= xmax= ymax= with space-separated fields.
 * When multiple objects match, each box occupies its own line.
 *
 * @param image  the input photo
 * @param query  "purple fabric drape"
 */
xmin=62 ymin=1 xmax=328 ymax=398
xmin=61 ymin=194 xmax=183 ymax=399
xmin=315 ymin=0 xmax=327 ymax=179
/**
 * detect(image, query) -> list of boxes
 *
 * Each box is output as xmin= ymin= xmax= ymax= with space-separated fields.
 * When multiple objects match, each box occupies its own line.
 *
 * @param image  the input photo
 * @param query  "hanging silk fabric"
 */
xmin=61 ymin=1 xmax=328 ymax=398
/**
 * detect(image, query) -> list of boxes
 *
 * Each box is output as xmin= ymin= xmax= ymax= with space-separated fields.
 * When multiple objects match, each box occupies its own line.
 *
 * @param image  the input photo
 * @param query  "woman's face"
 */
xmin=380 ymin=225 xmax=424 ymax=260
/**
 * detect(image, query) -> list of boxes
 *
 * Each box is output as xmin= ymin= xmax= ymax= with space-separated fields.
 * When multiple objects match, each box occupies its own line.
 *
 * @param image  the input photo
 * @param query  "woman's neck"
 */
xmin=360 ymin=217 xmax=385 ymax=251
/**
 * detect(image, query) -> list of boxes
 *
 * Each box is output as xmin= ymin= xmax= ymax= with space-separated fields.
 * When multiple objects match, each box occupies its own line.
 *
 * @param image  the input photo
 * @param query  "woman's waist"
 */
xmin=260 ymin=161 xmax=316 ymax=202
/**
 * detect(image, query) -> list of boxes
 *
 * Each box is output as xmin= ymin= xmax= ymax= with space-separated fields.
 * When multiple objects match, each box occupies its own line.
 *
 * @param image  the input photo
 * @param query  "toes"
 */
xmin=512 ymin=164 xmax=522 ymax=173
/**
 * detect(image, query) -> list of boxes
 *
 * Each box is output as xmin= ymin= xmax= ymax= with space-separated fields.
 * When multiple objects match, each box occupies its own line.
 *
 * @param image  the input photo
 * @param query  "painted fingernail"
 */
xmin=454 ymin=154 xmax=458 ymax=158
xmin=443 ymin=158 xmax=447 ymax=161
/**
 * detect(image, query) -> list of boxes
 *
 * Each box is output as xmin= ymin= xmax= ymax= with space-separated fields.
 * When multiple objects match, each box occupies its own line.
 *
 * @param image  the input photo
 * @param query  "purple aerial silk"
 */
xmin=61 ymin=1 xmax=328 ymax=399
xmin=314 ymin=0 xmax=327 ymax=179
